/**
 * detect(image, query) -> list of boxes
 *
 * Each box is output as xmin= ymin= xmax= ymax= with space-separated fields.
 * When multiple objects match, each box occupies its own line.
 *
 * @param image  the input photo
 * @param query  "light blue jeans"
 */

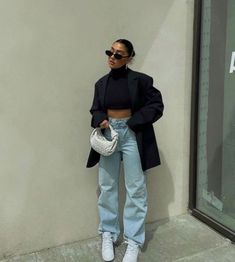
xmin=98 ymin=117 xmax=147 ymax=247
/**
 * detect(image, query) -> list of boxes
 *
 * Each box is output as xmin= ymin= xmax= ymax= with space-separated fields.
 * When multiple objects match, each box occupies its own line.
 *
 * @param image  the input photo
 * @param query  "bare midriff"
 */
xmin=107 ymin=109 xmax=132 ymax=118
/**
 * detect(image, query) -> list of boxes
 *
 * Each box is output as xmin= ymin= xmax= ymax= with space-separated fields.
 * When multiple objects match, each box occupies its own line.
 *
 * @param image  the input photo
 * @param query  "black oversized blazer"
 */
xmin=86 ymin=68 xmax=164 ymax=171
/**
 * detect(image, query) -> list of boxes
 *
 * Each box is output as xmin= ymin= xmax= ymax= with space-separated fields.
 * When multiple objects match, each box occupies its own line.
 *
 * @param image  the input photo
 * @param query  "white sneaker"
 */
xmin=122 ymin=242 xmax=139 ymax=262
xmin=102 ymin=232 xmax=114 ymax=261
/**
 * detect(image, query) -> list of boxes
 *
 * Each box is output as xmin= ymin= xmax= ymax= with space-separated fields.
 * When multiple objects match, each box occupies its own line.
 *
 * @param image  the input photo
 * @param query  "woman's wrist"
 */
xmin=100 ymin=120 xmax=109 ymax=129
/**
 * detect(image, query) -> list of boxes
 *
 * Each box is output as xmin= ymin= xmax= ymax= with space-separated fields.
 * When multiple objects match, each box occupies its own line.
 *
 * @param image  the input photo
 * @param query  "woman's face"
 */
xmin=107 ymin=42 xmax=130 ymax=69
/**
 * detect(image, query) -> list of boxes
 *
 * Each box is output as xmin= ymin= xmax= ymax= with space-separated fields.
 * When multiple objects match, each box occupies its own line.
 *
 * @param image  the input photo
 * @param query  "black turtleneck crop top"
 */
xmin=104 ymin=65 xmax=131 ymax=109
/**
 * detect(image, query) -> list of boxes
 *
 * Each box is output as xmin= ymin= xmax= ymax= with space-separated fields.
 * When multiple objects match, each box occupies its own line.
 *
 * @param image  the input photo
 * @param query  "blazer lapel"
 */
xmin=99 ymin=74 xmax=109 ymax=108
xmin=127 ymin=69 xmax=139 ymax=111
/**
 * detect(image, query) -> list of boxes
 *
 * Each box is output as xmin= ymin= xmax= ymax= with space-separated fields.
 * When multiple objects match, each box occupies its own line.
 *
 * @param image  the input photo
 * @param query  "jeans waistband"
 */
xmin=109 ymin=117 xmax=130 ymax=128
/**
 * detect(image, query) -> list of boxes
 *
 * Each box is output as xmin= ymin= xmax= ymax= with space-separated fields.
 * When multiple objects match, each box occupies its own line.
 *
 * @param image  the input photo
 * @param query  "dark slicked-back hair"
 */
xmin=115 ymin=39 xmax=136 ymax=58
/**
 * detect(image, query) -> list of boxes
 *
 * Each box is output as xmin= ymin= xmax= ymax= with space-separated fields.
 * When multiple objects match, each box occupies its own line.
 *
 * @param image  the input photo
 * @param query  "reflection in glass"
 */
xmin=196 ymin=0 xmax=235 ymax=232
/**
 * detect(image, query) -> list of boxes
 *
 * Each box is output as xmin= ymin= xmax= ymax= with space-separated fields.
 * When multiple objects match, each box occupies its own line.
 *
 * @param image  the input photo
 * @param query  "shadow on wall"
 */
xmin=147 ymin=152 xmax=174 ymax=222
xmin=115 ymin=0 xmax=176 ymax=69
xmin=143 ymin=152 xmax=174 ymax=251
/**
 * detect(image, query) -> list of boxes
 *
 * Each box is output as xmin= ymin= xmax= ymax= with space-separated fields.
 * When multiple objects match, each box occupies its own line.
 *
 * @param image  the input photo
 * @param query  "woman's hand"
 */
xmin=99 ymin=120 xmax=109 ymax=129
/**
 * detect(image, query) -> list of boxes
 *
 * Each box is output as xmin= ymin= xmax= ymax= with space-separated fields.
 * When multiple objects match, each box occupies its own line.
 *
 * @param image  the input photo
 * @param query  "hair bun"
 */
xmin=131 ymin=50 xmax=136 ymax=58
xmin=115 ymin=39 xmax=136 ymax=58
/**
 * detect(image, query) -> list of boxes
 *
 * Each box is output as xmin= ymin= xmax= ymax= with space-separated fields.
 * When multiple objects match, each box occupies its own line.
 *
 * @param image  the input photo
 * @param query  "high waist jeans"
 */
xmin=98 ymin=117 xmax=147 ymax=247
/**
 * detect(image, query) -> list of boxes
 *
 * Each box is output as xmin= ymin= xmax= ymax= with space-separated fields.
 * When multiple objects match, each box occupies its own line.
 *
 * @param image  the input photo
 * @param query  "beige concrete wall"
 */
xmin=0 ymin=0 xmax=194 ymax=258
xmin=114 ymin=0 xmax=194 ymax=223
xmin=116 ymin=0 xmax=195 ymax=222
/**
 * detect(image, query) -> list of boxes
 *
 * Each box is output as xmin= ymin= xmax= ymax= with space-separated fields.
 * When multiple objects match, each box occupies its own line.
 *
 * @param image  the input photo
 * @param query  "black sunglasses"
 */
xmin=105 ymin=50 xmax=129 ymax=60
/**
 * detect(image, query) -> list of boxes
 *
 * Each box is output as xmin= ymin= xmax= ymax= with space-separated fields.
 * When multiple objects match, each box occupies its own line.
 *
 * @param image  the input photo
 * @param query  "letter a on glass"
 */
xmin=229 ymin=51 xmax=235 ymax=73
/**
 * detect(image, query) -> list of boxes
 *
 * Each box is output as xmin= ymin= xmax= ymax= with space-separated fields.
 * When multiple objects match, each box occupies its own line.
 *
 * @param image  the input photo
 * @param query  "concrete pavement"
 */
xmin=1 ymin=214 xmax=234 ymax=262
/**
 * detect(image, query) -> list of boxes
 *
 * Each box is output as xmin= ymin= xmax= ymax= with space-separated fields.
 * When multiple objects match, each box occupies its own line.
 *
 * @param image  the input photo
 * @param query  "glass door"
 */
xmin=190 ymin=0 xmax=235 ymax=242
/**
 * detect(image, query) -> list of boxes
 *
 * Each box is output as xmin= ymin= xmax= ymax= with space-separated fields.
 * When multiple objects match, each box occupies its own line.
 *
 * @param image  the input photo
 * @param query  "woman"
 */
xmin=87 ymin=39 xmax=164 ymax=262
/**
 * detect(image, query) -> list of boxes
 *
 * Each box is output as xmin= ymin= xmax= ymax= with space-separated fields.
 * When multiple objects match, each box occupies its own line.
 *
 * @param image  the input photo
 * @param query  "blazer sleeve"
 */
xmin=90 ymin=83 xmax=108 ymax=128
xmin=127 ymin=76 xmax=164 ymax=131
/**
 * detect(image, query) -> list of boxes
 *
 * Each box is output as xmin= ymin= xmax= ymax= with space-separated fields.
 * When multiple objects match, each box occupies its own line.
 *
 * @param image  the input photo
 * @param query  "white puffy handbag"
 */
xmin=90 ymin=125 xmax=118 ymax=156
